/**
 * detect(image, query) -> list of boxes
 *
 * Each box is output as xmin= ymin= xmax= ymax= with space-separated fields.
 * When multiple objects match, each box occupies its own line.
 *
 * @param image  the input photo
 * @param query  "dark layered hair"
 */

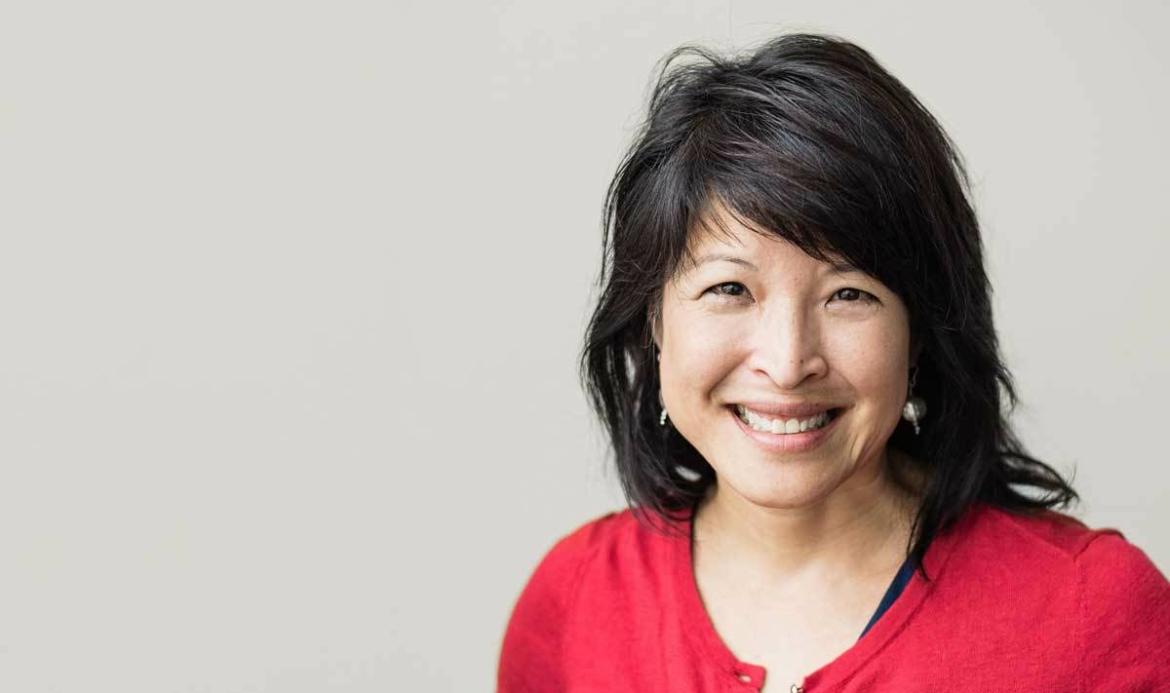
xmin=578 ymin=32 xmax=1079 ymax=580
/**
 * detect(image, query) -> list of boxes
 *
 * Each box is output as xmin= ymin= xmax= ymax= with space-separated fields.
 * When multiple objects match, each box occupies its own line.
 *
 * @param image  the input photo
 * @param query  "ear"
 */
xmin=909 ymin=336 xmax=924 ymax=368
xmin=649 ymin=302 xmax=663 ymax=352
xmin=645 ymin=296 xmax=664 ymax=353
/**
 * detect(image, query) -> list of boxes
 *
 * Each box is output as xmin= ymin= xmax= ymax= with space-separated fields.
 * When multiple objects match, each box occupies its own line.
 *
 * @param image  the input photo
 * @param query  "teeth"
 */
xmin=735 ymin=405 xmax=833 ymax=435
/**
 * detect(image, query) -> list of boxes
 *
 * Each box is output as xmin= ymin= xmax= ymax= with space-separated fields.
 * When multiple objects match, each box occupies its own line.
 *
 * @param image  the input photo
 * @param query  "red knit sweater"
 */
xmin=497 ymin=501 xmax=1170 ymax=692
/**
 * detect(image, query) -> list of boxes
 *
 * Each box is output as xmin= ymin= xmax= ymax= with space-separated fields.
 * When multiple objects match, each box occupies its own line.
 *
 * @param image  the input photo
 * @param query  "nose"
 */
xmin=750 ymin=302 xmax=828 ymax=389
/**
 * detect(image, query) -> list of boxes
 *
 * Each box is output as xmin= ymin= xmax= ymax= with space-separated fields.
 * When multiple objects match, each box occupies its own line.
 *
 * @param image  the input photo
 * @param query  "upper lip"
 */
xmin=732 ymin=401 xmax=841 ymax=418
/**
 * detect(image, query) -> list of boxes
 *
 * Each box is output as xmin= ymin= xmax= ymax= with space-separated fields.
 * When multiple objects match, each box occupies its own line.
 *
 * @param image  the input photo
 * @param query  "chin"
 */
xmin=717 ymin=463 xmax=842 ymax=510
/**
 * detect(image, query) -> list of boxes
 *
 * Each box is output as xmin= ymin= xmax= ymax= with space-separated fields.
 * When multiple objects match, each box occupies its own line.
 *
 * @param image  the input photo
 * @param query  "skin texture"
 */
xmin=651 ymin=201 xmax=926 ymax=690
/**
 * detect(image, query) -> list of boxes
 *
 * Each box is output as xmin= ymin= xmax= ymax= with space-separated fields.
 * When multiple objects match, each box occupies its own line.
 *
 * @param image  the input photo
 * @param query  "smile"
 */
xmin=734 ymin=404 xmax=838 ymax=434
xmin=728 ymin=404 xmax=844 ymax=453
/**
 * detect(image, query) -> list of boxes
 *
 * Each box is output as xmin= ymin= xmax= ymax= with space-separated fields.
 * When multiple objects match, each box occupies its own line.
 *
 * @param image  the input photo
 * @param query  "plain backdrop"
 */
xmin=1 ymin=1 xmax=1167 ymax=691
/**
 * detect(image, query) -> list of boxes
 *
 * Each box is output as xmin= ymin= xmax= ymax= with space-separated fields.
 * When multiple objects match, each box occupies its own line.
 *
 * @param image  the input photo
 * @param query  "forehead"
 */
xmin=680 ymin=202 xmax=855 ymax=276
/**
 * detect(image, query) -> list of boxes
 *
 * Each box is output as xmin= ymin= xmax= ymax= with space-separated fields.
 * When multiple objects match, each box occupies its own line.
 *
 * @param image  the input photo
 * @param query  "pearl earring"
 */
xmin=902 ymin=365 xmax=927 ymax=435
xmin=656 ymin=348 xmax=668 ymax=427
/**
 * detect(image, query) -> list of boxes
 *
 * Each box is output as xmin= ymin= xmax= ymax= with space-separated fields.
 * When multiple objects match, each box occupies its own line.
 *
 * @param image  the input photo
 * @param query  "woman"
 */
xmin=498 ymin=33 xmax=1170 ymax=692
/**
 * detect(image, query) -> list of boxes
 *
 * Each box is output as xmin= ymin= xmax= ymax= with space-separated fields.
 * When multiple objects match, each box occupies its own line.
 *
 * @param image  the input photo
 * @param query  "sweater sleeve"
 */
xmin=1077 ymin=530 xmax=1170 ymax=690
xmin=496 ymin=516 xmax=610 ymax=693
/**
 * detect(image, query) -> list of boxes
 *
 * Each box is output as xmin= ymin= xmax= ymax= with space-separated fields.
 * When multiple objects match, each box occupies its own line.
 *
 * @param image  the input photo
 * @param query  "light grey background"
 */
xmin=1 ymin=1 xmax=1166 ymax=691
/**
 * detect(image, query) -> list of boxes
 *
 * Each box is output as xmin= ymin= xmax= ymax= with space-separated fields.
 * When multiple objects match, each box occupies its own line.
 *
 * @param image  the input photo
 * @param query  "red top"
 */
xmin=497 ymin=501 xmax=1170 ymax=692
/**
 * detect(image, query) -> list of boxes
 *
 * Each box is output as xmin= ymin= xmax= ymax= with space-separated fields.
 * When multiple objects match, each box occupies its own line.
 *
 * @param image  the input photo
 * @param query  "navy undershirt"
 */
xmin=858 ymin=555 xmax=918 ymax=639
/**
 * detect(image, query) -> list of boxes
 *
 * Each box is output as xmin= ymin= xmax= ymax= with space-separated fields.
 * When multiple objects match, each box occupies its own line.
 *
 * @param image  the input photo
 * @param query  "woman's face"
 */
xmin=653 ymin=205 xmax=914 ymax=510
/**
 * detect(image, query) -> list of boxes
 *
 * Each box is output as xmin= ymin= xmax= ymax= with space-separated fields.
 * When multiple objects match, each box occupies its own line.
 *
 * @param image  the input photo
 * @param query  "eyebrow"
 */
xmin=689 ymin=253 xmax=862 ymax=275
xmin=825 ymin=259 xmax=862 ymax=274
xmin=691 ymin=253 xmax=759 ymax=271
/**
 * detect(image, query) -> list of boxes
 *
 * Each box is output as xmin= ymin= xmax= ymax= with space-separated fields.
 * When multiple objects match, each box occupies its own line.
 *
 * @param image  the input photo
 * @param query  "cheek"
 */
xmin=829 ymin=323 xmax=909 ymax=406
xmin=665 ymin=336 xmax=732 ymax=390
xmin=661 ymin=327 xmax=741 ymax=404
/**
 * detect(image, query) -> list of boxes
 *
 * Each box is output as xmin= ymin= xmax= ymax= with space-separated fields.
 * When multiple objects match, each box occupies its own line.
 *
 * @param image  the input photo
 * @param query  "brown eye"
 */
xmin=705 ymin=282 xmax=749 ymax=299
xmin=833 ymin=287 xmax=875 ymax=302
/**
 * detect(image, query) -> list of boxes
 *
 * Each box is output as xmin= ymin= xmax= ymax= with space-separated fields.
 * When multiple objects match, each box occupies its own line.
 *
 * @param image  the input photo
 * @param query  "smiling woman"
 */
xmin=654 ymin=204 xmax=914 ymax=513
xmin=498 ymin=32 xmax=1170 ymax=692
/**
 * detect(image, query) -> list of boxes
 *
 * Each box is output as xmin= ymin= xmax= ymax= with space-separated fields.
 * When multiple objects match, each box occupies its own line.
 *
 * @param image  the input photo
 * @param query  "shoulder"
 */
xmin=497 ymin=508 xmax=645 ymax=691
xmin=945 ymin=502 xmax=1152 ymax=573
xmin=969 ymin=503 xmax=1168 ymax=576
xmin=1075 ymin=525 xmax=1170 ymax=687
xmin=975 ymin=503 xmax=1169 ymax=616
xmin=970 ymin=502 xmax=1107 ymax=558
xmin=963 ymin=504 xmax=1170 ymax=686
xmin=931 ymin=503 xmax=1113 ymax=600
xmin=516 ymin=508 xmax=643 ymax=593
xmin=1076 ymin=527 xmax=1170 ymax=610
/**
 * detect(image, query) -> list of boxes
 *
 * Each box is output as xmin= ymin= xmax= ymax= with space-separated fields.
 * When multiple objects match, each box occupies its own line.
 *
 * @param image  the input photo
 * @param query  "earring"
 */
xmin=902 ymin=365 xmax=927 ymax=435
xmin=655 ymin=347 xmax=668 ymax=427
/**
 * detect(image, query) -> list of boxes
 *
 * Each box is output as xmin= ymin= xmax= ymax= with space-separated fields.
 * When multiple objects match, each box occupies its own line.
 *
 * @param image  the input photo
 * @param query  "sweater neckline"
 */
xmin=668 ymin=501 xmax=978 ymax=690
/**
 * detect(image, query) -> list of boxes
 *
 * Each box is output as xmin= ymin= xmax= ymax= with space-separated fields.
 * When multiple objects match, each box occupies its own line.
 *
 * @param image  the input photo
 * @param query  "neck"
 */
xmin=693 ymin=448 xmax=924 ymax=588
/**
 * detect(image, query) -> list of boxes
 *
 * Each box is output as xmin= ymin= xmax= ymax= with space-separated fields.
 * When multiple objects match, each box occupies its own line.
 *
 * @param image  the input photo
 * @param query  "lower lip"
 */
xmin=729 ymin=405 xmax=843 ymax=453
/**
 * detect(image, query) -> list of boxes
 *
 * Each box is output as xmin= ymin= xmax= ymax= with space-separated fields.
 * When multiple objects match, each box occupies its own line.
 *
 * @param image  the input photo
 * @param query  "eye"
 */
xmin=831 ymin=287 xmax=877 ymax=303
xmin=704 ymin=282 xmax=750 ymax=300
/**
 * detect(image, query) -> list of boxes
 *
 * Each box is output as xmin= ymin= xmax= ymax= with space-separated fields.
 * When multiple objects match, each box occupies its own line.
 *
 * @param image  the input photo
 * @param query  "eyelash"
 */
xmin=704 ymin=282 xmax=877 ymax=304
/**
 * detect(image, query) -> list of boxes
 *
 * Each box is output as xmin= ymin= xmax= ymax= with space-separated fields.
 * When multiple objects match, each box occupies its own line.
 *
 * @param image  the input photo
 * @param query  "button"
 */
xmin=737 ymin=673 xmax=752 ymax=683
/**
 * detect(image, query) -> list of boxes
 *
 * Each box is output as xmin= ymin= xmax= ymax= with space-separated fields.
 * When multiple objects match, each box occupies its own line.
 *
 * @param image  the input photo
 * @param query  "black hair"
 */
xmin=577 ymin=32 xmax=1079 ymax=581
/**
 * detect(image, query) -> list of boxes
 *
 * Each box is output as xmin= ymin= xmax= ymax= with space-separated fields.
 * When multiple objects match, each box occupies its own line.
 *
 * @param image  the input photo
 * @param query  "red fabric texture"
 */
xmin=497 ymin=501 xmax=1170 ymax=692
